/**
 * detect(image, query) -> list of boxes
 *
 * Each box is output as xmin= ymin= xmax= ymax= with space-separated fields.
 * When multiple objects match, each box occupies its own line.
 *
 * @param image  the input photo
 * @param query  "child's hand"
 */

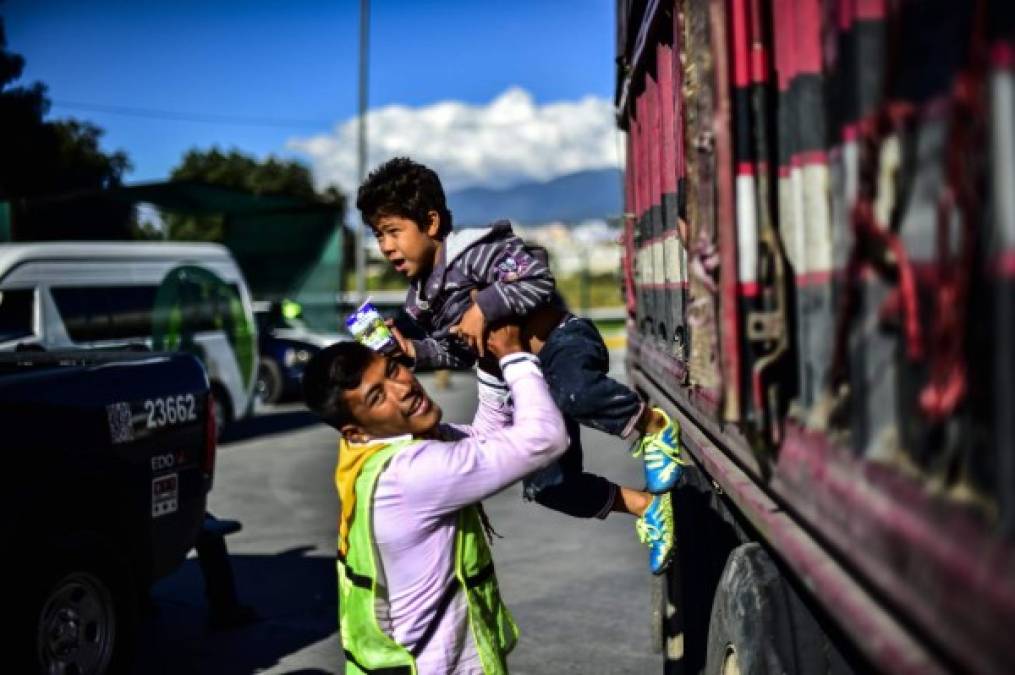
xmin=485 ymin=321 xmax=523 ymax=359
xmin=384 ymin=319 xmax=416 ymax=360
xmin=451 ymin=301 xmax=487 ymax=357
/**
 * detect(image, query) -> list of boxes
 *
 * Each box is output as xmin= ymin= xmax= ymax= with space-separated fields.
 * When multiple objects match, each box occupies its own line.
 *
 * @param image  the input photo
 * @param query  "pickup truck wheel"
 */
xmin=256 ymin=358 xmax=284 ymax=405
xmin=38 ymin=571 xmax=116 ymax=673
xmin=704 ymin=543 xmax=821 ymax=675
xmin=29 ymin=548 xmax=137 ymax=675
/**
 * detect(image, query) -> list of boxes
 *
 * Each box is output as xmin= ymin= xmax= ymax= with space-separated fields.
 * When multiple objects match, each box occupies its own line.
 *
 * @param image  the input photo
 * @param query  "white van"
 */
xmin=0 ymin=242 xmax=257 ymax=434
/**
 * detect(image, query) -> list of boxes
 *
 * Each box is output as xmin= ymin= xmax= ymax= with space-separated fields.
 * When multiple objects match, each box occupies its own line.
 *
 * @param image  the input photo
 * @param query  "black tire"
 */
xmin=704 ymin=543 xmax=824 ymax=675
xmin=24 ymin=541 xmax=137 ymax=675
xmin=255 ymin=358 xmax=284 ymax=405
xmin=211 ymin=384 xmax=232 ymax=442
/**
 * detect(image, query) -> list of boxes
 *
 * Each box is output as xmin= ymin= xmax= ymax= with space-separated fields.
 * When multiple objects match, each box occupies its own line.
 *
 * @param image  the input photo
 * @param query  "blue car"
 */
xmin=254 ymin=301 xmax=345 ymax=404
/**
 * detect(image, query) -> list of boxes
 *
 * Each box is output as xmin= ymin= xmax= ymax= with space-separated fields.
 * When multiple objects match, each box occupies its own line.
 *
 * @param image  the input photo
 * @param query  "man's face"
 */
xmin=340 ymin=353 xmax=442 ymax=440
xmin=371 ymin=212 xmax=440 ymax=279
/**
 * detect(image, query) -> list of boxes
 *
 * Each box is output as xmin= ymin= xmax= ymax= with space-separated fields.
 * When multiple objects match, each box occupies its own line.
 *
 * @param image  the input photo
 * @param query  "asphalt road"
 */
xmin=133 ymin=356 xmax=664 ymax=674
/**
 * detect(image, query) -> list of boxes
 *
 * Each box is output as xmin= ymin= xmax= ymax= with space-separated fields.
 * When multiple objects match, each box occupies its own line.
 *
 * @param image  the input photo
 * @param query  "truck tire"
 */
xmin=704 ymin=543 xmax=823 ymax=675
xmin=25 ymin=542 xmax=137 ymax=675
xmin=256 ymin=358 xmax=284 ymax=405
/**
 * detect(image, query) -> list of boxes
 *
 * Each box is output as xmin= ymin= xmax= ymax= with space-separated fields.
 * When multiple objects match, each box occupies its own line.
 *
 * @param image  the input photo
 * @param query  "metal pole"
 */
xmin=356 ymin=0 xmax=370 ymax=301
xmin=581 ymin=247 xmax=590 ymax=315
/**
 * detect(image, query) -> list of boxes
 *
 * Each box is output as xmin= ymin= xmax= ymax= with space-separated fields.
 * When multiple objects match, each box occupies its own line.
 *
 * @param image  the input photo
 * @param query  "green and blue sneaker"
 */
xmin=636 ymin=492 xmax=675 ymax=575
xmin=632 ymin=408 xmax=687 ymax=494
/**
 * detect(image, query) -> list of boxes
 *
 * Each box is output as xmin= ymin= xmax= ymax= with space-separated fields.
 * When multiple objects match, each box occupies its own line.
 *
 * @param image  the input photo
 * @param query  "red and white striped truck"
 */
xmin=615 ymin=1 xmax=1015 ymax=672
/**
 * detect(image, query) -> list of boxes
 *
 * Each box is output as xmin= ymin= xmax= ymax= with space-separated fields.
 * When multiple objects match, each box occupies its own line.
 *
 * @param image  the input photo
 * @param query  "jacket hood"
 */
xmin=443 ymin=220 xmax=514 ymax=266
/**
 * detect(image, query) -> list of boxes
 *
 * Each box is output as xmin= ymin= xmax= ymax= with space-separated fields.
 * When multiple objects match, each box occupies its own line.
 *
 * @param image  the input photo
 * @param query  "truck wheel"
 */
xmin=704 ymin=543 xmax=822 ymax=675
xmin=256 ymin=358 xmax=284 ymax=405
xmin=29 ymin=546 xmax=137 ymax=675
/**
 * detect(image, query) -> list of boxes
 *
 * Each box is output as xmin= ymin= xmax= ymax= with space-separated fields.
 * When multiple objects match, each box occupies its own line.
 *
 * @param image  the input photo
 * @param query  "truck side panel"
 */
xmin=616 ymin=1 xmax=1015 ymax=672
xmin=0 ymin=354 xmax=211 ymax=586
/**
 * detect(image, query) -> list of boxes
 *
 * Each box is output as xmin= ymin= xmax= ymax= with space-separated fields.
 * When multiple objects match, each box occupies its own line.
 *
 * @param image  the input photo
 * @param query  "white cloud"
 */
xmin=287 ymin=87 xmax=621 ymax=195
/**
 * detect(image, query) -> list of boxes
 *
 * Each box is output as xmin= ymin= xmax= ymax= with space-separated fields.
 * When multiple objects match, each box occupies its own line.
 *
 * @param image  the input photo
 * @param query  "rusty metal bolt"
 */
xmin=695 ymin=130 xmax=715 ymax=154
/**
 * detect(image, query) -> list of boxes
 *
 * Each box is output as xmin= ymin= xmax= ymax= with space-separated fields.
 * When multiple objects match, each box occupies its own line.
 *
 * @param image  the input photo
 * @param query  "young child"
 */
xmin=355 ymin=157 xmax=686 ymax=574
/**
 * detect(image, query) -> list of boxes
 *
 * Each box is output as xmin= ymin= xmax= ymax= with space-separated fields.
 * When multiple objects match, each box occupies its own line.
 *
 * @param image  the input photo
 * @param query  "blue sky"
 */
xmin=3 ymin=0 xmax=618 ymax=191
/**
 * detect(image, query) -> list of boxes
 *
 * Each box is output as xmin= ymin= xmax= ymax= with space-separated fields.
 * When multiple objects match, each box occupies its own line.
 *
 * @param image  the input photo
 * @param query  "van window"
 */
xmin=51 ymin=286 xmax=157 ymax=342
xmin=0 ymin=289 xmax=34 ymax=342
xmin=166 ymin=279 xmax=244 ymax=333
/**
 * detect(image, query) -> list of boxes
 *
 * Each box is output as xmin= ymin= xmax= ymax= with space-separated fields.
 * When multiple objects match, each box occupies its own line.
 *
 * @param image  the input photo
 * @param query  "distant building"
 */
xmin=516 ymin=219 xmax=622 ymax=276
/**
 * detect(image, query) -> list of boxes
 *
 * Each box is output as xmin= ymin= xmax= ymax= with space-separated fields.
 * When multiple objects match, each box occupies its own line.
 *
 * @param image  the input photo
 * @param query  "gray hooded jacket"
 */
xmin=404 ymin=220 xmax=566 ymax=370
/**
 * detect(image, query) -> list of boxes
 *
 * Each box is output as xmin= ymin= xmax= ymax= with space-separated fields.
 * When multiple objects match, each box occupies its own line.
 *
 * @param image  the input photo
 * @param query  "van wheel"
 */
xmin=256 ymin=358 xmax=284 ymax=405
xmin=211 ymin=384 xmax=232 ymax=441
xmin=704 ymin=543 xmax=822 ymax=675
xmin=28 ymin=543 xmax=137 ymax=675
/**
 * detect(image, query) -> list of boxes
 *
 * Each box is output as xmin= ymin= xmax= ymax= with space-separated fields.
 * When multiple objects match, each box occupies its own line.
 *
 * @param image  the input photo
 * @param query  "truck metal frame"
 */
xmin=616 ymin=1 xmax=1015 ymax=673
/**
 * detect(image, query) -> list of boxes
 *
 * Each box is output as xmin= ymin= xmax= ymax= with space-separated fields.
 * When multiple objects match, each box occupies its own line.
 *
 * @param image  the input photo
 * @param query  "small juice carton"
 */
xmin=345 ymin=299 xmax=398 ymax=354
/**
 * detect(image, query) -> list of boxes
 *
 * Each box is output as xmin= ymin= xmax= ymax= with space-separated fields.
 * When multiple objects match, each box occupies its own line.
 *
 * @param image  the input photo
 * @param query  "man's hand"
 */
xmin=384 ymin=319 xmax=416 ymax=360
xmin=451 ymin=301 xmax=487 ymax=357
xmin=485 ymin=321 xmax=523 ymax=360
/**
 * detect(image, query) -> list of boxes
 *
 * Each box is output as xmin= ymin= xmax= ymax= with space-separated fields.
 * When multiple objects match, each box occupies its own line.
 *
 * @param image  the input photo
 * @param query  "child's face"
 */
xmin=372 ymin=212 xmax=441 ymax=279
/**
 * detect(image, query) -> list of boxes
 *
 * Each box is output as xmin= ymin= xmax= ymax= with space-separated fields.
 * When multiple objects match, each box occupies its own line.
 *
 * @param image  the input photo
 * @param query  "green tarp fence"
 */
xmin=0 ymin=201 xmax=11 ymax=242
xmin=9 ymin=182 xmax=346 ymax=333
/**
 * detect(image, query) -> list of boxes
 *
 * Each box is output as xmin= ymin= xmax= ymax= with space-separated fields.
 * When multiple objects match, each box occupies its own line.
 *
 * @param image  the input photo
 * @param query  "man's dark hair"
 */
xmin=302 ymin=341 xmax=377 ymax=429
xmin=356 ymin=157 xmax=453 ymax=237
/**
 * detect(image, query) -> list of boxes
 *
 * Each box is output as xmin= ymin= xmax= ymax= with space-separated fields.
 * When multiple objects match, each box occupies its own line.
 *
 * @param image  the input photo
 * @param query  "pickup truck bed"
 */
xmin=2 ymin=350 xmax=214 ymax=674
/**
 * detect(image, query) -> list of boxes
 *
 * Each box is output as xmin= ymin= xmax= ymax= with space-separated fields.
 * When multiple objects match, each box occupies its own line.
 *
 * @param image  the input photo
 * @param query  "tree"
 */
xmin=0 ymin=17 xmax=131 ymax=238
xmin=165 ymin=148 xmax=346 ymax=242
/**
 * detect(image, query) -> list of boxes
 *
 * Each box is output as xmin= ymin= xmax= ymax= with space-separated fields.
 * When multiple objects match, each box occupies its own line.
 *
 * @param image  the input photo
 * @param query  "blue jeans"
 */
xmin=523 ymin=317 xmax=644 ymax=518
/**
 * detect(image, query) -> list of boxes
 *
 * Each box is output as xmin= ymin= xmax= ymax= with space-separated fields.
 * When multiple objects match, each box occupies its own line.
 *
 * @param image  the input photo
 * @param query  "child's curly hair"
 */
xmin=356 ymin=157 xmax=453 ymax=238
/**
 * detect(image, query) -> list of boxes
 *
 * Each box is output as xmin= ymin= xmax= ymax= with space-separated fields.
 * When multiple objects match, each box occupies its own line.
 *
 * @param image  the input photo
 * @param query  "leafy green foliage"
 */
xmin=0 ymin=17 xmax=131 ymax=238
xmin=165 ymin=148 xmax=345 ymax=242
xmin=556 ymin=271 xmax=622 ymax=310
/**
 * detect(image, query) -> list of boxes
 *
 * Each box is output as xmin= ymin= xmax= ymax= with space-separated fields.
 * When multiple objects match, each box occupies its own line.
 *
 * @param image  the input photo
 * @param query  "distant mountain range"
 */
xmin=447 ymin=168 xmax=623 ymax=227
